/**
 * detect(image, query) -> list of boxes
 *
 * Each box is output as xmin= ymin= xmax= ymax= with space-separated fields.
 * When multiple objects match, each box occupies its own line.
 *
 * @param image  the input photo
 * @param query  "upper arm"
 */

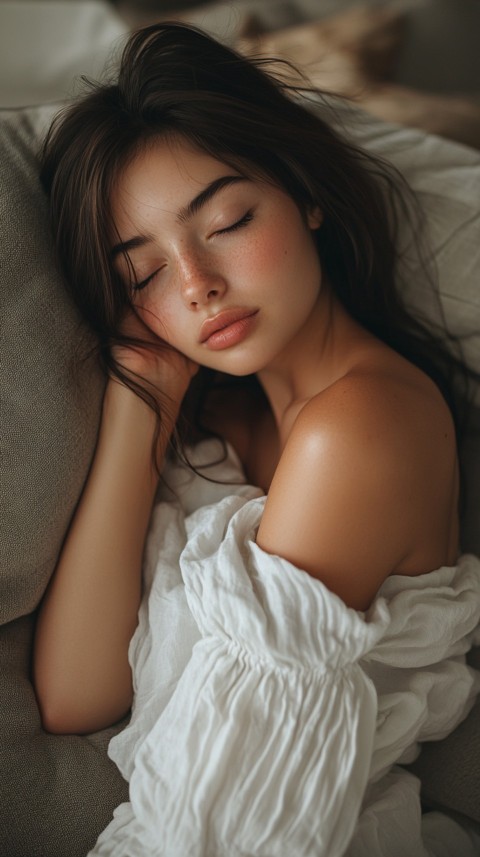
xmin=256 ymin=379 xmax=430 ymax=610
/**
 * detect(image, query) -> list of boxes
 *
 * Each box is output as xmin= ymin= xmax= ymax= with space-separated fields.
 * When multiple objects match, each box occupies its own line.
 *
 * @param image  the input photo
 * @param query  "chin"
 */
xmin=202 ymin=365 xmax=257 ymax=379
xmin=199 ymin=353 xmax=266 ymax=377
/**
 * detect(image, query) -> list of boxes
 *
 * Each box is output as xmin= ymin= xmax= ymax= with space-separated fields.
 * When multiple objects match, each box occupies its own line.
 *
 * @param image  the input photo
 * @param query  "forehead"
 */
xmin=111 ymin=136 xmax=240 ymax=222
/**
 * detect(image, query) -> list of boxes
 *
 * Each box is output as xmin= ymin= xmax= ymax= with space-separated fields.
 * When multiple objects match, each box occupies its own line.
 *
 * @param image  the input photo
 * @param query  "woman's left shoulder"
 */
xmin=287 ymin=362 xmax=458 ymax=527
xmin=256 ymin=361 xmax=458 ymax=610
xmin=295 ymin=358 xmax=456 ymax=464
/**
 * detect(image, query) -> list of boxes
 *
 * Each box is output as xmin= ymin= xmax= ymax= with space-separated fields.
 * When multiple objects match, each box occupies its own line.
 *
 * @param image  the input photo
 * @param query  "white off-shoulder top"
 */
xmin=90 ymin=440 xmax=480 ymax=857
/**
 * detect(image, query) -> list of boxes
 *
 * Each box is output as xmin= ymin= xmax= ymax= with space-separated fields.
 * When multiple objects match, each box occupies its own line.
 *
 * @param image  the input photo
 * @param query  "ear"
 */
xmin=307 ymin=205 xmax=323 ymax=230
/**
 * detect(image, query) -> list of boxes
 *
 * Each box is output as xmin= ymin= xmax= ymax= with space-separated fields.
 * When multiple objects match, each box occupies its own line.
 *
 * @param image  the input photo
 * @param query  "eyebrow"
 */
xmin=110 ymin=174 xmax=247 ymax=260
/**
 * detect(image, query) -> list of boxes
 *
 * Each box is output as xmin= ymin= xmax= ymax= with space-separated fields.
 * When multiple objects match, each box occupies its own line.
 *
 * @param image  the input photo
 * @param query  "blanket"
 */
xmin=89 ymin=440 xmax=480 ymax=857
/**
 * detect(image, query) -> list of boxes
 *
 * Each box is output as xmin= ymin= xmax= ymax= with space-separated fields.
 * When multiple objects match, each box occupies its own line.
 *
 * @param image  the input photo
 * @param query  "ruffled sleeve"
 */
xmin=126 ymin=494 xmax=391 ymax=857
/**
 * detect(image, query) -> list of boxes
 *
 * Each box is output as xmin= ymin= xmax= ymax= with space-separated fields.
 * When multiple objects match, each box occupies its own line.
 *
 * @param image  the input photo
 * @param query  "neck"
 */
xmin=257 ymin=289 xmax=371 ymax=440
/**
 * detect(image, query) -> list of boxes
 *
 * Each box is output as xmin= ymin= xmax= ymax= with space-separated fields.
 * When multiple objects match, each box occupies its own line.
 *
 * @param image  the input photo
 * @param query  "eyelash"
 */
xmin=132 ymin=268 xmax=164 ymax=293
xmin=216 ymin=210 xmax=253 ymax=235
xmin=131 ymin=211 xmax=254 ymax=293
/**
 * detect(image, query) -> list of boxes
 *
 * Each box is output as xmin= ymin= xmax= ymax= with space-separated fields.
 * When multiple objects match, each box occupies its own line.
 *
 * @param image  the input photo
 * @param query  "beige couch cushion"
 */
xmin=0 ymin=106 xmax=128 ymax=857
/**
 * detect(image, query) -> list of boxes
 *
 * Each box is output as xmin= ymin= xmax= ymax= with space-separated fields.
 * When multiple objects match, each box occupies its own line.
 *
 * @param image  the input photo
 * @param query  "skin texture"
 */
xmin=34 ymin=136 xmax=459 ymax=734
xmin=111 ymin=137 xmax=324 ymax=379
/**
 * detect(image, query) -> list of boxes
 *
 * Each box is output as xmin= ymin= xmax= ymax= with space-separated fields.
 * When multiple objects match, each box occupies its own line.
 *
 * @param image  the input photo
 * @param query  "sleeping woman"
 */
xmin=33 ymin=22 xmax=480 ymax=857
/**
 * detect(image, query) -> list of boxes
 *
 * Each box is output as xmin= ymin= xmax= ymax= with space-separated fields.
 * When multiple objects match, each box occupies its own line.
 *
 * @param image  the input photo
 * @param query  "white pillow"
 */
xmin=329 ymin=101 xmax=480 ymax=385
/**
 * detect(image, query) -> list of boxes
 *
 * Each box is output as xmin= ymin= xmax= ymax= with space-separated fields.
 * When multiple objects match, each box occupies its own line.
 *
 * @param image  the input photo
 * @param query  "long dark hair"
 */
xmin=40 ymin=21 xmax=471 ymax=448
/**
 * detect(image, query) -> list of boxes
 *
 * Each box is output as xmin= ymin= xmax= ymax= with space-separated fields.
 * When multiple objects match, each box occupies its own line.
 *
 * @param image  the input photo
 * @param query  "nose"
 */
xmin=178 ymin=249 xmax=227 ymax=309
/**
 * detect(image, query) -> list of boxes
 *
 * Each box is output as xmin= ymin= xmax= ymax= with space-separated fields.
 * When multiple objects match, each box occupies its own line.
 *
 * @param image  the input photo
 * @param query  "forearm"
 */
xmin=34 ymin=380 xmax=178 ymax=734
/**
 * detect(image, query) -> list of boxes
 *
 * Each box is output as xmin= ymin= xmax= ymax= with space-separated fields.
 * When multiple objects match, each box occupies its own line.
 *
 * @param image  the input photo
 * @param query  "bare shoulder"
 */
xmin=257 ymin=362 xmax=459 ymax=610
xmin=292 ymin=362 xmax=456 ymax=468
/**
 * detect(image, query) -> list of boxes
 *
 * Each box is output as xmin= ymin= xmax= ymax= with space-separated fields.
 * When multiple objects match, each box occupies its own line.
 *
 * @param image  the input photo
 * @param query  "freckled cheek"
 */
xmin=243 ymin=223 xmax=320 ymax=297
xmin=235 ymin=228 xmax=295 ymax=280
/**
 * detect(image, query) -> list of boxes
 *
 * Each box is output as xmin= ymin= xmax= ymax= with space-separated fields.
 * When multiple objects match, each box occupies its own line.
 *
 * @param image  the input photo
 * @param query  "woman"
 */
xmin=34 ymin=22 xmax=479 ymax=857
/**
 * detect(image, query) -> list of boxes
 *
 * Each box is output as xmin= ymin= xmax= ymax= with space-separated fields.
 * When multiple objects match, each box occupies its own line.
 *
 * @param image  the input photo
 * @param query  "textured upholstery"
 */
xmin=0 ymin=108 xmax=128 ymax=857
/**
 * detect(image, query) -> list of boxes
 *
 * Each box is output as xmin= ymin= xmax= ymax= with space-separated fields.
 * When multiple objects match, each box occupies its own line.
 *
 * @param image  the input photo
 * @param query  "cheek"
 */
xmin=238 ymin=222 xmax=299 ymax=279
xmin=251 ymin=218 xmax=321 ymax=295
xmin=134 ymin=293 xmax=178 ymax=344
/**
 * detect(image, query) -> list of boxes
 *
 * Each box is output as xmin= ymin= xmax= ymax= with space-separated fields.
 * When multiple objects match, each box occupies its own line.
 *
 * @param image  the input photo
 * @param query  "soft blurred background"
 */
xmin=1 ymin=0 xmax=480 ymax=149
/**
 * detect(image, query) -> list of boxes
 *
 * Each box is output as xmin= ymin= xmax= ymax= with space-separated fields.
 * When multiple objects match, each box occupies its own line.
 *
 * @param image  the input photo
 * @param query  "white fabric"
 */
xmin=89 ymin=440 xmax=480 ymax=857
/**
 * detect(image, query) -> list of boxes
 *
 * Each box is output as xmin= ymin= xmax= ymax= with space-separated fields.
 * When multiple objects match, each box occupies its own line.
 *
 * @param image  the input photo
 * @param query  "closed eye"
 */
xmin=131 ymin=266 xmax=164 ymax=293
xmin=216 ymin=211 xmax=253 ymax=235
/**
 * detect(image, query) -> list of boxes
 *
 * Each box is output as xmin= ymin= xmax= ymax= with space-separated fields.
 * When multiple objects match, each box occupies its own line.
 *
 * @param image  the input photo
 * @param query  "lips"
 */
xmin=199 ymin=308 xmax=258 ymax=344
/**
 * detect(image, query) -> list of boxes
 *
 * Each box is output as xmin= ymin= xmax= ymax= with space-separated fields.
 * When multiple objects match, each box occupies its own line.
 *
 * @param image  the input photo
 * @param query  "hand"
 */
xmin=111 ymin=309 xmax=199 ymax=409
